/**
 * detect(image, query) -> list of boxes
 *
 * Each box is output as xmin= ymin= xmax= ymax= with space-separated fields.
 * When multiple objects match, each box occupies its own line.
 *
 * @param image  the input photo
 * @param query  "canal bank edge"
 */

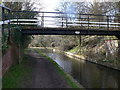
xmin=34 ymin=49 xmax=85 ymax=89
xmin=65 ymin=52 xmax=120 ymax=71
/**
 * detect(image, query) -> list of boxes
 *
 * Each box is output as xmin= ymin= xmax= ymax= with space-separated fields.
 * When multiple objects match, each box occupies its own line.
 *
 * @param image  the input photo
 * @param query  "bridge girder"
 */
xmin=22 ymin=28 xmax=120 ymax=38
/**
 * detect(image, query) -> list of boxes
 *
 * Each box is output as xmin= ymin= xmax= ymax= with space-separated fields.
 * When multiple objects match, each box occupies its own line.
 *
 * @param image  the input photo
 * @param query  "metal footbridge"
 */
xmin=0 ymin=5 xmax=120 ymax=39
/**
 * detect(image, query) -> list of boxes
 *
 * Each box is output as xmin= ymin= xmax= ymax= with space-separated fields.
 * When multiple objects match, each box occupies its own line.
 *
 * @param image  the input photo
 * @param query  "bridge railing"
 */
xmin=0 ymin=5 xmax=120 ymax=31
xmin=0 ymin=4 xmax=12 ymax=35
xmin=10 ymin=11 xmax=120 ymax=31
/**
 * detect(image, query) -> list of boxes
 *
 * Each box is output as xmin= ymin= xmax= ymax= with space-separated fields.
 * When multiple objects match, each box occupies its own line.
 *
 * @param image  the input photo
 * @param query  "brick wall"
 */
xmin=2 ymin=45 xmax=19 ymax=76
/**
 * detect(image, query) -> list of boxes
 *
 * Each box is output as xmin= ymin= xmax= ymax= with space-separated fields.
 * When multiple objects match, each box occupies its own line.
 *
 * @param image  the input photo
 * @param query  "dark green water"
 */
xmin=41 ymin=49 xmax=120 ymax=88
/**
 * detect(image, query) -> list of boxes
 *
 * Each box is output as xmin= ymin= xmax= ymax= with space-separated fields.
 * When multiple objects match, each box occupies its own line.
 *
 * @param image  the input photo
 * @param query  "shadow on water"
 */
xmin=40 ymin=49 xmax=120 ymax=88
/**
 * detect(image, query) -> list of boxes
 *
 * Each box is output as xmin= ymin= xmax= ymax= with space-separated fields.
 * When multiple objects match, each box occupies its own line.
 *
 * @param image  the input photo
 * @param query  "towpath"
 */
xmin=21 ymin=50 xmax=71 ymax=88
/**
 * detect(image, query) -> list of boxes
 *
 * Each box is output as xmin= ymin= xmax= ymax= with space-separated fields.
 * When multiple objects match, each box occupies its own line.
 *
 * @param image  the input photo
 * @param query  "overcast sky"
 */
xmin=40 ymin=0 xmax=94 ymax=11
xmin=41 ymin=0 xmax=60 ymax=11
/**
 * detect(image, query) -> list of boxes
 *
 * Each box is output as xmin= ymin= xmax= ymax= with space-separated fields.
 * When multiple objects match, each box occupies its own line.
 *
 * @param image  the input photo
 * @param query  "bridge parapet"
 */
xmin=10 ymin=11 xmax=120 ymax=30
xmin=0 ymin=5 xmax=120 ymax=37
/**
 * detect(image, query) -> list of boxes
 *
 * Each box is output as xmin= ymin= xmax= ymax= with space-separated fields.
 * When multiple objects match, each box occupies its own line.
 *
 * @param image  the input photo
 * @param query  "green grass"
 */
xmin=2 ymin=51 xmax=32 ymax=88
xmin=69 ymin=46 xmax=79 ymax=53
xmin=35 ymin=49 xmax=83 ymax=89
xmin=69 ymin=46 xmax=88 ymax=55
xmin=69 ymin=46 xmax=84 ymax=55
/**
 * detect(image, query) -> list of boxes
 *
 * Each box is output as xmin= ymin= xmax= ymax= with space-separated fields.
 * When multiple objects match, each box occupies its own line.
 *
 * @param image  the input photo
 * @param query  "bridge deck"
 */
xmin=22 ymin=27 xmax=120 ymax=36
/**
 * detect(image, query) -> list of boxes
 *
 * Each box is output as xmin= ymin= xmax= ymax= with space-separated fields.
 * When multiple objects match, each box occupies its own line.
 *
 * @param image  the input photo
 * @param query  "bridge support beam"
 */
xmin=22 ymin=28 xmax=120 ymax=36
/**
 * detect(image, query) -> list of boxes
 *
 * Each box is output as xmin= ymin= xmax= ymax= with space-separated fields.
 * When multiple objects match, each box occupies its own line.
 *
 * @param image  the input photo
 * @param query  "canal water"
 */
xmin=40 ymin=49 xmax=120 ymax=88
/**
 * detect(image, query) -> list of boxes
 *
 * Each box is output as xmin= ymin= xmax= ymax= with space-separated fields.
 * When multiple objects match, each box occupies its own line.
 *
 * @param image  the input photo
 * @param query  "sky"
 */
xmin=41 ymin=0 xmax=60 ymax=11
xmin=40 ymin=0 xmax=94 ymax=11
xmin=38 ymin=0 xmax=94 ymax=27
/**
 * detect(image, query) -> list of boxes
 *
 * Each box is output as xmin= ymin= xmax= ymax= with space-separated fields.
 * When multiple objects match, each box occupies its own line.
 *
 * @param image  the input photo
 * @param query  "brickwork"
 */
xmin=2 ymin=45 xmax=19 ymax=76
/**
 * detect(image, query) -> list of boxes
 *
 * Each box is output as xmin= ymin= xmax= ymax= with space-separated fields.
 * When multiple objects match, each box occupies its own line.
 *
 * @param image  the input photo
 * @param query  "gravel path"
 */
xmin=21 ymin=50 xmax=71 ymax=88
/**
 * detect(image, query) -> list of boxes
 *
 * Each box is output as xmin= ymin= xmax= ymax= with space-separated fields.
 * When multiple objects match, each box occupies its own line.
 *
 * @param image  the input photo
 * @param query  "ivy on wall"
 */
xmin=2 ymin=30 xmax=9 ymax=55
xmin=12 ymin=27 xmax=22 ymax=46
xmin=12 ymin=26 xmax=32 ymax=49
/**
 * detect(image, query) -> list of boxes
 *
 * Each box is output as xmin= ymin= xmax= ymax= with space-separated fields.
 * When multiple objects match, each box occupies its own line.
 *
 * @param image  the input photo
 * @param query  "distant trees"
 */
xmin=30 ymin=35 xmax=55 ymax=47
xmin=3 ymin=1 xmax=42 ymax=49
xmin=29 ymin=35 xmax=77 ymax=50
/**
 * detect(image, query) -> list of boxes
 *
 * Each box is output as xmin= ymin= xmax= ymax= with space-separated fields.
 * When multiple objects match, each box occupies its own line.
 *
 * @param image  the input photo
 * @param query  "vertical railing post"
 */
xmin=62 ymin=16 xmax=64 ymax=28
xmin=8 ymin=9 xmax=11 ymax=37
xmin=107 ymin=16 xmax=109 ymax=30
xmin=0 ymin=6 xmax=2 ymax=31
xmin=99 ymin=16 xmax=101 ymax=30
xmin=118 ymin=15 xmax=120 ymax=30
xmin=79 ymin=14 xmax=82 ymax=27
xmin=88 ymin=15 xmax=89 ymax=30
xmin=66 ymin=16 xmax=68 ymax=28
xmin=41 ymin=12 xmax=44 ymax=27
xmin=17 ymin=12 xmax=19 ymax=25
xmin=2 ymin=6 xmax=5 ymax=34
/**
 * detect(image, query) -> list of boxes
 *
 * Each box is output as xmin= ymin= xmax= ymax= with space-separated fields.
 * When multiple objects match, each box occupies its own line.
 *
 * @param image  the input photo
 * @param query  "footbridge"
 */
xmin=0 ymin=5 xmax=120 ymax=39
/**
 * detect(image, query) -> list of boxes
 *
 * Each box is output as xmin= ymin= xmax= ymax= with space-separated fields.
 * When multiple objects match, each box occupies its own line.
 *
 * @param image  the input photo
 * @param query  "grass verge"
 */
xmin=2 ymin=50 xmax=32 ymax=88
xmin=35 ymin=49 xmax=84 ymax=89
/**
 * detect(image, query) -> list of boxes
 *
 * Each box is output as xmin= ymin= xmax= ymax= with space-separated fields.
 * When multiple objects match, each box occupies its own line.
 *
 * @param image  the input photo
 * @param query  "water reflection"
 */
xmin=48 ymin=53 xmax=72 ymax=74
xmin=41 ymin=49 xmax=120 ymax=88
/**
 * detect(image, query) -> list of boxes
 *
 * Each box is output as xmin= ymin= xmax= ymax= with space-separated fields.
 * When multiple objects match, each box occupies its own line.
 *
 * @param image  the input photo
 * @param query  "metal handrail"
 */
xmin=12 ymin=10 xmax=120 ymax=17
xmin=1 ymin=5 xmax=120 ymax=31
xmin=0 ymin=4 xmax=12 ymax=11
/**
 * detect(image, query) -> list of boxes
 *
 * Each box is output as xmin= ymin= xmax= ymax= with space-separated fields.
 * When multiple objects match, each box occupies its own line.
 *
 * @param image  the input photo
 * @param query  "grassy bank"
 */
xmin=2 ymin=50 xmax=32 ymax=88
xmin=68 ymin=46 xmax=120 ymax=71
xmin=35 ymin=49 xmax=84 ymax=89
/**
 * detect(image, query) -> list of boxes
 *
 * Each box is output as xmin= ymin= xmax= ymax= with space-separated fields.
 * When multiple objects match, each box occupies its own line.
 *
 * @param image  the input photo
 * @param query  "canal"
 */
xmin=40 ymin=49 xmax=120 ymax=88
